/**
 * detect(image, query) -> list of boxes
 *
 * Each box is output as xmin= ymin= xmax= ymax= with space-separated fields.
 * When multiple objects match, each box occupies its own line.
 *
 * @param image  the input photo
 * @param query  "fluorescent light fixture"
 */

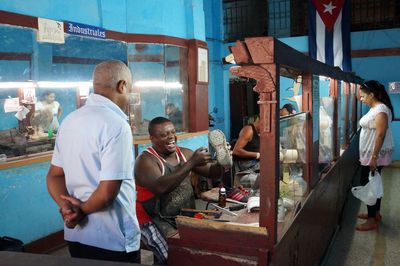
xmin=78 ymin=86 xmax=90 ymax=97
xmin=37 ymin=81 xmax=92 ymax=88
xmin=0 ymin=82 xmax=36 ymax=89
xmin=134 ymin=81 xmax=183 ymax=89
xmin=319 ymin=75 xmax=330 ymax=81
xmin=0 ymin=81 xmax=93 ymax=89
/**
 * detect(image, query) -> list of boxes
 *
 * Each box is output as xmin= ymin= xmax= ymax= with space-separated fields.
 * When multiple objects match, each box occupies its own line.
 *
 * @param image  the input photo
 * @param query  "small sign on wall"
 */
xmin=197 ymin=47 xmax=208 ymax=83
xmin=66 ymin=22 xmax=106 ymax=39
xmin=4 ymin=97 xmax=20 ymax=113
xmin=388 ymin=82 xmax=400 ymax=94
xmin=37 ymin=17 xmax=65 ymax=44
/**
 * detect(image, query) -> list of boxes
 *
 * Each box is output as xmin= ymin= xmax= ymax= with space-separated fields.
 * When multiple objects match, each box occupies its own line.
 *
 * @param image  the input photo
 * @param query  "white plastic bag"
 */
xmin=351 ymin=170 xmax=383 ymax=205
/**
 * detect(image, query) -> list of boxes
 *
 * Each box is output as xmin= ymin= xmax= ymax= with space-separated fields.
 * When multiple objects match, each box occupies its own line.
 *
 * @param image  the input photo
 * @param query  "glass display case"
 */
xmin=339 ymin=80 xmax=347 ymax=155
xmin=319 ymin=77 xmax=334 ymax=170
xmin=0 ymin=23 xmax=191 ymax=160
xmin=127 ymin=43 xmax=189 ymax=135
xmin=166 ymin=37 xmax=364 ymax=266
xmin=357 ymin=84 xmax=362 ymax=130
xmin=278 ymin=112 xmax=307 ymax=229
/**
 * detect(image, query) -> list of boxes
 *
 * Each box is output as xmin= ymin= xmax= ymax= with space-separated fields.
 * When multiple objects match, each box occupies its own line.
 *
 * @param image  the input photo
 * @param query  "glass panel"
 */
xmin=279 ymin=76 xmax=302 ymax=114
xmin=128 ymin=43 xmax=188 ymax=135
xmin=279 ymin=112 xmax=307 ymax=232
xmin=318 ymin=76 xmax=334 ymax=171
xmin=338 ymin=80 xmax=347 ymax=155
xmin=349 ymin=83 xmax=355 ymax=137
xmin=357 ymin=85 xmax=362 ymax=130
xmin=0 ymin=25 xmax=34 ymax=158
xmin=165 ymin=45 xmax=188 ymax=132
xmin=0 ymin=23 xmax=129 ymax=160
xmin=0 ymin=23 xmax=191 ymax=160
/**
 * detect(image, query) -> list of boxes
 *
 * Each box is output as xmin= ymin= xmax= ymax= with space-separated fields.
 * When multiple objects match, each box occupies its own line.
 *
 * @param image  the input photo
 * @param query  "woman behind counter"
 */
xmin=357 ymin=80 xmax=394 ymax=231
xmin=233 ymin=104 xmax=297 ymax=172
xmin=34 ymin=90 xmax=62 ymax=133
xmin=232 ymin=115 xmax=260 ymax=172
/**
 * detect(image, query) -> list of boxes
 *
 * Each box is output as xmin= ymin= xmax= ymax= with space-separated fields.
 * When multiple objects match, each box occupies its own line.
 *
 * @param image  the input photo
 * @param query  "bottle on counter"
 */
xmin=218 ymin=187 xmax=227 ymax=208
xmin=47 ymin=127 xmax=53 ymax=138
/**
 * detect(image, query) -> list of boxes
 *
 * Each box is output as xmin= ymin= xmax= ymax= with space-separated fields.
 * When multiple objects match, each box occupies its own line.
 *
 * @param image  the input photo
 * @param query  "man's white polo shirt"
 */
xmin=51 ymin=93 xmax=140 ymax=252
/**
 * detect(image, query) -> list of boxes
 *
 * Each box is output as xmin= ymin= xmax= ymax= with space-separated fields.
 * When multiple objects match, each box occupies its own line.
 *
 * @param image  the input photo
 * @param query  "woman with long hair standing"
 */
xmin=357 ymin=80 xmax=395 ymax=231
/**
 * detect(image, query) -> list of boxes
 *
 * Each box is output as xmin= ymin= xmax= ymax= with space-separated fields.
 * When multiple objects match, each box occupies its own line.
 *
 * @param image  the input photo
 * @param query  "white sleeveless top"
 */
xmin=35 ymin=101 xmax=60 ymax=130
xmin=359 ymin=103 xmax=394 ymax=166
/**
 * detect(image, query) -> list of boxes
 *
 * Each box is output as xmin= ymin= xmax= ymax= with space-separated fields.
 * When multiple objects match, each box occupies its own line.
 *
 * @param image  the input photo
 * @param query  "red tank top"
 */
xmin=135 ymin=146 xmax=187 ymax=225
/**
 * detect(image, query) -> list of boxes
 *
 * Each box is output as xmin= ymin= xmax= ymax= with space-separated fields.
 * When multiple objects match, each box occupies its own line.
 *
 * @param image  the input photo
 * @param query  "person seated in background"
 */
xmin=165 ymin=103 xmax=183 ymax=131
xmin=135 ymin=117 xmax=229 ymax=264
xmin=233 ymin=104 xmax=297 ymax=173
xmin=279 ymin=103 xmax=297 ymax=117
xmin=232 ymin=114 xmax=260 ymax=172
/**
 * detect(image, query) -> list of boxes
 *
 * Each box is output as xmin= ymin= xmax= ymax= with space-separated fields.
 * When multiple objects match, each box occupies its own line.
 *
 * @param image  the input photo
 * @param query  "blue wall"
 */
xmin=0 ymin=161 xmax=62 ymax=244
xmin=204 ymin=0 xmax=230 ymax=136
xmin=0 ymin=0 xmax=206 ymax=40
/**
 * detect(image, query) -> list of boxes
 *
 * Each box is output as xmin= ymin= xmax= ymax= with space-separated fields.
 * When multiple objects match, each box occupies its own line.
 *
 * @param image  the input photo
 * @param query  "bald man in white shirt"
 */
xmin=46 ymin=60 xmax=140 ymax=263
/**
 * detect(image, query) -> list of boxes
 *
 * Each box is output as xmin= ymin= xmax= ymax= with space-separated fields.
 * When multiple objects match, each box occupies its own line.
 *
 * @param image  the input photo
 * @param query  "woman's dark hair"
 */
xmin=282 ymin=103 xmax=296 ymax=114
xmin=360 ymin=80 xmax=394 ymax=120
xmin=41 ymin=90 xmax=55 ymax=100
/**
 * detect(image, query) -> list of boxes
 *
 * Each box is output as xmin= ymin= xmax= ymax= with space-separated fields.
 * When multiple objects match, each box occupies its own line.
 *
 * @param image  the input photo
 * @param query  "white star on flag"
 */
xmin=323 ymin=1 xmax=336 ymax=15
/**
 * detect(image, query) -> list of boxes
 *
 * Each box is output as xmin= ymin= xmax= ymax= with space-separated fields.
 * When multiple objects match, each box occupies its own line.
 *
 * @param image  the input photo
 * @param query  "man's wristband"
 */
xmin=372 ymin=154 xmax=378 ymax=159
xmin=256 ymin=152 xmax=260 ymax=160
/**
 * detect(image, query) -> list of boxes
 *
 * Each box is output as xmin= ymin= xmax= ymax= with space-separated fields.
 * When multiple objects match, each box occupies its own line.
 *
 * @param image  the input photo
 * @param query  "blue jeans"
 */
xmin=237 ymin=160 xmax=259 ymax=172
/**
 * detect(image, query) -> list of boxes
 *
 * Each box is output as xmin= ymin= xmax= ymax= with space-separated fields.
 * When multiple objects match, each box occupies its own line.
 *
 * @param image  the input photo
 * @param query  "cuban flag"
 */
xmin=308 ymin=0 xmax=352 ymax=72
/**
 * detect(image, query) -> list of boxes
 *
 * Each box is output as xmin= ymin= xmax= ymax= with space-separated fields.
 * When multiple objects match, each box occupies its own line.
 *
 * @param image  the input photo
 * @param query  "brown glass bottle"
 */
xmin=218 ymin=187 xmax=227 ymax=208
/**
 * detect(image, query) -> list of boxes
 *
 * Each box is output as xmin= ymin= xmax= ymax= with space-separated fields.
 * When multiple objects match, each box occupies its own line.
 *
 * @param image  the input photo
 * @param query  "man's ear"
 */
xmin=116 ymin=80 xmax=126 ymax=94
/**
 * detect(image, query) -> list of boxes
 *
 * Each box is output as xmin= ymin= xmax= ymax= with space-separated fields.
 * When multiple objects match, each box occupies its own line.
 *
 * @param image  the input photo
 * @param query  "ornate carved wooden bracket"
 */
xmin=229 ymin=64 xmax=277 ymax=133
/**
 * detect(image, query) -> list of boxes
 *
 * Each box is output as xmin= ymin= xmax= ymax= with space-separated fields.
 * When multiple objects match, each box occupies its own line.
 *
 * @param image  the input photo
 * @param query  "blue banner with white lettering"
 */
xmin=66 ymin=21 xmax=106 ymax=39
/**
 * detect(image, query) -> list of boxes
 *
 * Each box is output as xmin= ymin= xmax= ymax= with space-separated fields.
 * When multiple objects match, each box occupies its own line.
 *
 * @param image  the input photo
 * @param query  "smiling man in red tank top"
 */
xmin=134 ymin=117 xmax=228 ymax=264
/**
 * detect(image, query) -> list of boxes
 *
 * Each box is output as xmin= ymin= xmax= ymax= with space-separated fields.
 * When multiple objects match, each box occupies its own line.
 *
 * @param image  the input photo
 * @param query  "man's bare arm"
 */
xmin=135 ymin=147 xmax=211 ymax=195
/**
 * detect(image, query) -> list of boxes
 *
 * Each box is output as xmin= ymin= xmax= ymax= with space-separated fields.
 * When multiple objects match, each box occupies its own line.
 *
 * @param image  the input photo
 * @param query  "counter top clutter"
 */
xmin=193 ymin=187 xmax=258 ymax=224
xmin=0 ymin=128 xmax=55 ymax=159
xmin=0 ymin=129 xmax=27 ymax=157
xmin=197 ymin=178 xmax=304 ymax=227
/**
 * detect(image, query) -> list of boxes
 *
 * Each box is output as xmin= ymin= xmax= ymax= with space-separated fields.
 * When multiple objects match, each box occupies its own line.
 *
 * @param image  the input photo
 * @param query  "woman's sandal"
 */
xmin=357 ymin=213 xmax=382 ymax=222
xmin=355 ymin=222 xmax=379 ymax=231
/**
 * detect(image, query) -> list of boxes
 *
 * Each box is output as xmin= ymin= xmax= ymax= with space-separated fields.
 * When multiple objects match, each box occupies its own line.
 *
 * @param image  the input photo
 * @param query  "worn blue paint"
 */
xmin=204 ymin=0 xmax=228 ymax=137
xmin=0 ymin=161 xmax=62 ymax=244
xmin=0 ymin=0 xmax=205 ymax=40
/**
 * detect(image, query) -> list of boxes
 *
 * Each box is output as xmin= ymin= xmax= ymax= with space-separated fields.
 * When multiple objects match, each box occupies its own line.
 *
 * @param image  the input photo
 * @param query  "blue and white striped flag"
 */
xmin=308 ymin=0 xmax=352 ymax=72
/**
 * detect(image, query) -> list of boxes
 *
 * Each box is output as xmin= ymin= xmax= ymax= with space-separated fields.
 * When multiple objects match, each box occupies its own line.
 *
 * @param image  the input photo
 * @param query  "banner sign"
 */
xmin=66 ymin=21 xmax=106 ymax=39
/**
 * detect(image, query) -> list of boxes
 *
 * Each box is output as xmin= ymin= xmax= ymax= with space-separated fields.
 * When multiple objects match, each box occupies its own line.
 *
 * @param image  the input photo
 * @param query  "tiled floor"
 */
xmin=323 ymin=165 xmax=400 ymax=266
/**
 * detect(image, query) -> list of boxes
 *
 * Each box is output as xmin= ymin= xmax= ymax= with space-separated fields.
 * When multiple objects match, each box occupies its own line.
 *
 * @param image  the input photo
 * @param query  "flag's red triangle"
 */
xmin=312 ymin=0 xmax=345 ymax=31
